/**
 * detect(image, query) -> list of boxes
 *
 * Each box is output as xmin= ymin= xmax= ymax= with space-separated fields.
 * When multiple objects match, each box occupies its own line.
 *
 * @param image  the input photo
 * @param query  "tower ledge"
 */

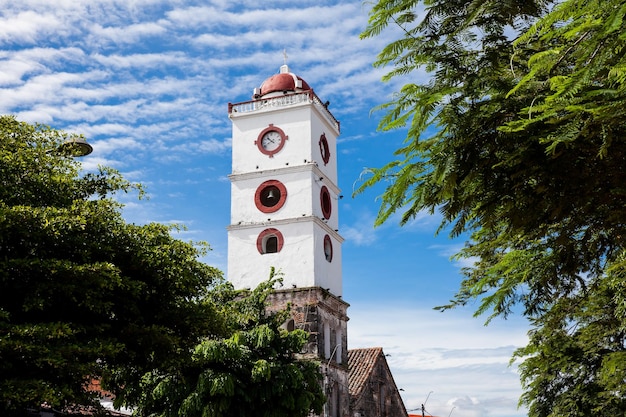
xmin=228 ymin=90 xmax=340 ymax=134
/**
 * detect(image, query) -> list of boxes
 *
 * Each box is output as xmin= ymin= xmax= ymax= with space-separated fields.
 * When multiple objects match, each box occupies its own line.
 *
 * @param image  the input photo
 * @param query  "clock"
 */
xmin=319 ymin=133 xmax=330 ymax=164
xmin=256 ymin=124 xmax=288 ymax=157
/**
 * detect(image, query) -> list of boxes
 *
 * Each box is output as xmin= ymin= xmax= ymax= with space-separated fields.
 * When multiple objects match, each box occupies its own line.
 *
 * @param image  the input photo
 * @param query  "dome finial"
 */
xmin=280 ymin=49 xmax=289 ymax=74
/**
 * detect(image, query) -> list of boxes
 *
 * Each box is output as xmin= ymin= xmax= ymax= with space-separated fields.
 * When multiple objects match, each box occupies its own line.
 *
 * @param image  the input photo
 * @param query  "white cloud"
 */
xmin=166 ymin=4 xmax=361 ymax=31
xmin=349 ymin=305 xmax=528 ymax=417
xmin=0 ymin=10 xmax=64 ymax=44
xmin=389 ymin=208 xmax=441 ymax=234
xmin=341 ymin=211 xmax=379 ymax=246
xmin=91 ymin=51 xmax=190 ymax=69
xmin=91 ymin=136 xmax=143 ymax=154
xmin=89 ymin=21 xmax=169 ymax=45
xmin=429 ymin=243 xmax=480 ymax=270
xmin=197 ymin=138 xmax=231 ymax=153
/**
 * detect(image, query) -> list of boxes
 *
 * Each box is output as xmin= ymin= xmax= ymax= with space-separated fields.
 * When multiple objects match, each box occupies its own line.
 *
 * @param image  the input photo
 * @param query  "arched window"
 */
xmin=265 ymin=235 xmax=278 ymax=253
xmin=336 ymin=327 xmax=343 ymax=364
xmin=324 ymin=322 xmax=331 ymax=359
xmin=256 ymin=228 xmax=284 ymax=254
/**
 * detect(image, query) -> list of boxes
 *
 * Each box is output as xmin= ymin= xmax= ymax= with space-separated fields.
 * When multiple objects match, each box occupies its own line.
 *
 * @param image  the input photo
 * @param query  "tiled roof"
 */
xmin=348 ymin=347 xmax=384 ymax=399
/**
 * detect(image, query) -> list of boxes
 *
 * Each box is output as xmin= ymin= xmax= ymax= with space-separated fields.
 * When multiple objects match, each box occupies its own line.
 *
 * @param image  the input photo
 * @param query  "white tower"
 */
xmin=227 ymin=64 xmax=349 ymax=417
xmin=227 ymin=64 xmax=343 ymax=294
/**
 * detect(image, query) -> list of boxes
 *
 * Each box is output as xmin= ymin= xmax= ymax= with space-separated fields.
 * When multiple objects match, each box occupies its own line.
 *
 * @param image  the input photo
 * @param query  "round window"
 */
xmin=320 ymin=186 xmax=332 ymax=219
xmin=255 ymin=180 xmax=287 ymax=213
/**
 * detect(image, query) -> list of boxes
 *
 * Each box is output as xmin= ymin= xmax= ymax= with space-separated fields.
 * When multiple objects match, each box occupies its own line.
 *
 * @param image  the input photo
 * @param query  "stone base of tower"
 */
xmin=266 ymin=287 xmax=350 ymax=417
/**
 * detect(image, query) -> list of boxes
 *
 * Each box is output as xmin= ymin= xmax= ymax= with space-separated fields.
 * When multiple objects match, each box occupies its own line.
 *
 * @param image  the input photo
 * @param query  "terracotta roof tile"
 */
xmin=347 ymin=347 xmax=384 ymax=399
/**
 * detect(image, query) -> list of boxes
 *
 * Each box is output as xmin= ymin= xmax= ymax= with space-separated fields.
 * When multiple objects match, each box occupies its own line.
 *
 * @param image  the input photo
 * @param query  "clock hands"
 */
xmin=257 ymin=127 xmax=287 ymax=155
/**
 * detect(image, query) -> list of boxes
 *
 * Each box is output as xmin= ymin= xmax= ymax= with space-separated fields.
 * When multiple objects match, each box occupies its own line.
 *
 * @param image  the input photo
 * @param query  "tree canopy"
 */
xmin=137 ymin=274 xmax=325 ymax=417
xmin=0 ymin=116 xmax=323 ymax=417
xmin=359 ymin=0 xmax=626 ymax=415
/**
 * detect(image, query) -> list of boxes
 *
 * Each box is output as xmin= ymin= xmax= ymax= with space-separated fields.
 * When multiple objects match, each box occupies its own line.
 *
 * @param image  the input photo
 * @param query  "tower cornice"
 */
xmin=227 ymin=215 xmax=344 ymax=243
xmin=229 ymin=162 xmax=341 ymax=195
xmin=229 ymin=90 xmax=340 ymax=135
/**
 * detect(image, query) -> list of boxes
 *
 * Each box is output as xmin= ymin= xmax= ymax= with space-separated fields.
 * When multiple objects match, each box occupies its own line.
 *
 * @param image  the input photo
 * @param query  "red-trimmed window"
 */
xmin=255 ymin=180 xmax=287 ymax=213
xmin=320 ymin=186 xmax=332 ymax=219
xmin=257 ymin=228 xmax=284 ymax=254
xmin=323 ymin=234 xmax=333 ymax=262
xmin=319 ymin=133 xmax=330 ymax=165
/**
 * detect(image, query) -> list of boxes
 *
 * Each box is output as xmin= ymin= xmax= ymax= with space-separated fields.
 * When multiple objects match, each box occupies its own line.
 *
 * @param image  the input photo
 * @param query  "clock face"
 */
xmin=256 ymin=124 xmax=287 ymax=157
xmin=262 ymin=130 xmax=282 ymax=151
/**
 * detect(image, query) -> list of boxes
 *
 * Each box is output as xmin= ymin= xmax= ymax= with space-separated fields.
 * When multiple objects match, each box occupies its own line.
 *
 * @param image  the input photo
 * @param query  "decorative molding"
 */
xmin=227 ymin=215 xmax=344 ymax=243
xmin=230 ymin=163 xmax=341 ymax=195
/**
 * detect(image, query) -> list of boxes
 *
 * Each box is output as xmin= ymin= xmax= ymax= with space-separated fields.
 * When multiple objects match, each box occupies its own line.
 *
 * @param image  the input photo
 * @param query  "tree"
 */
xmin=359 ymin=1 xmax=626 ymax=415
xmin=0 ymin=116 xmax=324 ymax=417
xmin=136 ymin=273 xmax=325 ymax=417
xmin=515 ymin=269 xmax=626 ymax=415
xmin=0 ymin=115 xmax=223 ymax=415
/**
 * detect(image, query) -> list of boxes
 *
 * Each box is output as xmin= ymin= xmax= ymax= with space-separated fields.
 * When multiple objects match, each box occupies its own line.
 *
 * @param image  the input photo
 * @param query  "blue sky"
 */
xmin=0 ymin=1 xmax=530 ymax=416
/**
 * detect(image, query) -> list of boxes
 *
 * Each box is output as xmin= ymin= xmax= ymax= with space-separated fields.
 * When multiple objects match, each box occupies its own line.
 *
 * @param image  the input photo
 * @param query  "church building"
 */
xmin=227 ymin=64 xmax=408 ymax=417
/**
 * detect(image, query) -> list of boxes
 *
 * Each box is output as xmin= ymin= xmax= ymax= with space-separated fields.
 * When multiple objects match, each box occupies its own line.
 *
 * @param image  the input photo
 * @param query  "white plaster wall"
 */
xmin=313 ymin=176 xmax=340 ymax=231
xmin=313 ymin=224 xmax=342 ymax=294
xmin=231 ymin=103 xmax=339 ymax=175
xmin=228 ymin=220 xmax=342 ymax=295
xmin=230 ymin=171 xmax=311 ymax=223
xmin=228 ymin=95 xmax=342 ymax=296
xmin=230 ymin=170 xmax=339 ymax=230
xmin=231 ymin=105 xmax=311 ymax=173
xmin=310 ymin=106 xmax=338 ymax=183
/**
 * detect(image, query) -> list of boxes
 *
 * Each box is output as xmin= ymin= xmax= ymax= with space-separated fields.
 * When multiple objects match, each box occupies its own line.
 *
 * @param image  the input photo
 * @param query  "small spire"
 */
xmin=280 ymin=49 xmax=289 ymax=73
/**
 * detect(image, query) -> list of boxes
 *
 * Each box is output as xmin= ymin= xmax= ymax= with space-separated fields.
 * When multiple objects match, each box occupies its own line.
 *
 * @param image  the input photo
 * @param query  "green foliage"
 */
xmin=514 ymin=273 xmax=626 ymax=415
xmin=0 ymin=115 xmax=224 ymax=415
xmin=360 ymin=1 xmax=626 ymax=415
xmin=136 ymin=273 xmax=325 ymax=417
xmin=0 ymin=117 xmax=323 ymax=417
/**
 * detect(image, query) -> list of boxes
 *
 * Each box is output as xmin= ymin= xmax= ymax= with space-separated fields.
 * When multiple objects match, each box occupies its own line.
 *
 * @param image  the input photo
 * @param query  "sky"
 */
xmin=0 ymin=1 xmax=530 ymax=416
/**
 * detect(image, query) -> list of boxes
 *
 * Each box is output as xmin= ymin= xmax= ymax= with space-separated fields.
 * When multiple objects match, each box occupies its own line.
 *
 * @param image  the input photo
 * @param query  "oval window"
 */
xmin=320 ymin=186 xmax=332 ymax=219
xmin=319 ymin=133 xmax=330 ymax=165
xmin=323 ymin=234 xmax=333 ymax=262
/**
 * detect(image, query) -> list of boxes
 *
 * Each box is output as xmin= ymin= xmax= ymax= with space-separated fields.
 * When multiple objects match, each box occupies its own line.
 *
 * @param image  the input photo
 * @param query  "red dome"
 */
xmin=258 ymin=65 xmax=310 ymax=97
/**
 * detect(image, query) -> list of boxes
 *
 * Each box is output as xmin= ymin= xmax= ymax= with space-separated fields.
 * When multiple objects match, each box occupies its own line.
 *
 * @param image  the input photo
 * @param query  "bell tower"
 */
xmin=227 ymin=64 xmax=349 ymax=417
